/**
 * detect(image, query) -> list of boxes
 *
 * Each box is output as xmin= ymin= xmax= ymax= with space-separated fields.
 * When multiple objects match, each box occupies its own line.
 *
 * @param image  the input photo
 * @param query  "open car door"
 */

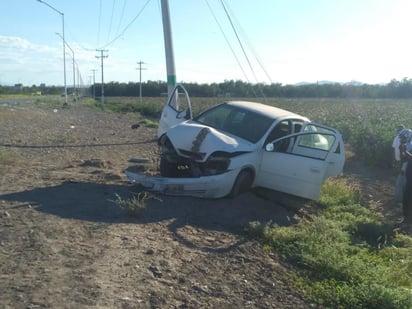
xmin=255 ymin=123 xmax=345 ymax=200
xmin=157 ymin=84 xmax=193 ymax=138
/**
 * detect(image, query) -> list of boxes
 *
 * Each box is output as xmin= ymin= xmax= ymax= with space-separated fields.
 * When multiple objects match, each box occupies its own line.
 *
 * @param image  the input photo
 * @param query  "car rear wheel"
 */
xmin=228 ymin=170 xmax=253 ymax=198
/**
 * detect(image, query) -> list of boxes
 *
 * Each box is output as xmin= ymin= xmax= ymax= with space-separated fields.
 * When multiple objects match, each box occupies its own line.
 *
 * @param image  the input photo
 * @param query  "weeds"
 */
xmin=113 ymin=192 xmax=160 ymax=217
xmin=248 ymin=178 xmax=412 ymax=308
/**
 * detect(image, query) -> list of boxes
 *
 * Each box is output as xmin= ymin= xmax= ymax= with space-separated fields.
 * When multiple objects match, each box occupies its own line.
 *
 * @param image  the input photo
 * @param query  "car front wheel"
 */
xmin=228 ymin=170 xmax=253 ymax=198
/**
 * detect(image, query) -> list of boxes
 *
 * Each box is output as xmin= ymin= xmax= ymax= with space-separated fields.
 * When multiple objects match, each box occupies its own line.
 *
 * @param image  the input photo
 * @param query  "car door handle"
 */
xmin=310 ymin=167 xmax=321 ymax=174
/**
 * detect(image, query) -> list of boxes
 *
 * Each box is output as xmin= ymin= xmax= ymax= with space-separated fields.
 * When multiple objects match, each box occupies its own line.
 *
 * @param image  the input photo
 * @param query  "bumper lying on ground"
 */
xmin=125 ymin=169 xmax=238 ymax=198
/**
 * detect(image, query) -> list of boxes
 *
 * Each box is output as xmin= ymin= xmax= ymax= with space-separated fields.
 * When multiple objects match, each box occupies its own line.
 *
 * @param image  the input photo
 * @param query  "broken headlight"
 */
xmin=204 ymin=152 xmax=230 ymax=175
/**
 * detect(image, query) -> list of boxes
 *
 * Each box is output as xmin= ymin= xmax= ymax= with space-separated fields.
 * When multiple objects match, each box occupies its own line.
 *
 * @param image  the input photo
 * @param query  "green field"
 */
xmin=101 ymin=96 xmax=412 ymax=167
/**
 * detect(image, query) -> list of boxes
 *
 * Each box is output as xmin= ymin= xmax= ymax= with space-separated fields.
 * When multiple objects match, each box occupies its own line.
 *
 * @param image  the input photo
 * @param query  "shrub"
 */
xmin=319 ymin=178 xmax=361 ymax=208
xmin=113 ymin=192 xmax=160 ymax=217
xmin=247 ymin=179 xmax=412 ymax=308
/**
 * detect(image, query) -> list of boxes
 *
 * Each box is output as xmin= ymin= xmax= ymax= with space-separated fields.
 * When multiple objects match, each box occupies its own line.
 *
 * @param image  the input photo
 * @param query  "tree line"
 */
xmin=3 ymin=78 xmax=412 ymax=99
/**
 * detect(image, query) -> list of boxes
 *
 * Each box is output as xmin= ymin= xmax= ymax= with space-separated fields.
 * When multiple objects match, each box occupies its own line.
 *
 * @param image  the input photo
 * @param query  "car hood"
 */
xmin=166 ymin=121 xmax=254 ymax=160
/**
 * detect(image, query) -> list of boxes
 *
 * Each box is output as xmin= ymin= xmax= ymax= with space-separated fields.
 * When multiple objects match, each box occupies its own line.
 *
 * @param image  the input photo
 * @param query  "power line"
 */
xmin=205 ymin=0 xmax=251 ymax=84
xmin=97 ymin=0 xmax=102 ymax=46
xmin=220 ymin=0 xmax=266 ymax=99
xmin=115 ymin=0 xmax=128 ymax=37
xmin=99 ymin=0 xmax=152 ymax=49
xmin=107 ymin=0 xmax=116 ymax=42
xmin=223 ymin=1 xmax=273 ymax=84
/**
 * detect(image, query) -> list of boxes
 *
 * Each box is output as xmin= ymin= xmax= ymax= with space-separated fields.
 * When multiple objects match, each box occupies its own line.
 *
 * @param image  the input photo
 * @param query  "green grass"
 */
xmin=248 ymin=178 xmax=412 ymax=308
xmin=0 ymin=147 xmax=19 ymax=164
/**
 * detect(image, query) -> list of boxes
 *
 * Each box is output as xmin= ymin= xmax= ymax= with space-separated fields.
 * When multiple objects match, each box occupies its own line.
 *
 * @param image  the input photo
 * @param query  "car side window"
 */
xmin=292 ymin=119 xmax=304 ymax=133
xmin=166 ymin=86 xmax=190 ymax=114
xmin=300 ymin=125 xmax=335 ymax=151
xmin=265 ymin=120 xmax=291 ymax=152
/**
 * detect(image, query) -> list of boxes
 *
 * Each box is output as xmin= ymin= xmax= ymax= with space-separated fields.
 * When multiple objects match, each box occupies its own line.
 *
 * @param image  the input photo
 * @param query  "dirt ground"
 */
xmin=0 ymin=101 xmax=406 ymax=308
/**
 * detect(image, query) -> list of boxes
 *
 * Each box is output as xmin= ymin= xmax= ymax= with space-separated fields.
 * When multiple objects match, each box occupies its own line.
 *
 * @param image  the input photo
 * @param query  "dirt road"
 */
xmin=0 ymin=102 xmax=317 ymax=308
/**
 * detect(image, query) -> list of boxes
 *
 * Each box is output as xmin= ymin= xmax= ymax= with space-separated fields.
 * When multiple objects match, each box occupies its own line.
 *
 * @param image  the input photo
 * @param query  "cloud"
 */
xmin=0 ymin=35 xmax=56 ymax=53
xmin=0 ymin=35 xmax=63 ymax=85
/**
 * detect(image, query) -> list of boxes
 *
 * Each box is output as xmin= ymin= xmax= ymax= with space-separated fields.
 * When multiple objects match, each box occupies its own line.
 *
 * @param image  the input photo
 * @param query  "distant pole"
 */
xmin=77 ymin=65 xmax=80 ymax=97
xmin=37 ymin=0 xmax=67 ymax=105
xmin=160 ymin=0 xmax=177 ymax=106
xmin=56 ymin=32 xmax=76 ymax=100
xmin=96 ymin=49 xmax=108 ymax=107
xmin=91 ymin=69 xmax=97 ymax=99
xmin=136 ymin=60 xmax=147 ymax=103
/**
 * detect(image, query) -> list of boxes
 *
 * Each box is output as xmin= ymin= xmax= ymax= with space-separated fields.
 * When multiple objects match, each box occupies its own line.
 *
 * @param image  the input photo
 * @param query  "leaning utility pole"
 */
xmin=95 ymin=49 xmax=108 ymax=107
xmin=136 ymin=60 xmax=147 ymax=103
xmin=161 ymin=0 xmax=176 ymax=105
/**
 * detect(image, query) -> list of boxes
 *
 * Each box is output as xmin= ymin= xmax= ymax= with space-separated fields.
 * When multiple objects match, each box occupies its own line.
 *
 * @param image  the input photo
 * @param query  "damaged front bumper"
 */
xmin=125 ymin=168 xmax=238 ymax=198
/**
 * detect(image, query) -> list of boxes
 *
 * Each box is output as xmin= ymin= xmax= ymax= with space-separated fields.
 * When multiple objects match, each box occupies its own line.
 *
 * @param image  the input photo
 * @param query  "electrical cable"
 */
xmin=204 ymin=0 xmax=251 ymax=84
xmin=115 ymin=0 xmax=128 ymax=37
xmin=97 ymin=0 xmax=102 ymax=46
xmin=220 ymin=0 xmax=258 ymax=84
xmin=223 ymin=1 xmax=273 ymax=84
xmin=220 ymin=0 xmax=266 ymax=99
xmin=107 ymin=0 xmax=116 ymax=42
xmin=98 ymin=0 xmax=152 ymax=49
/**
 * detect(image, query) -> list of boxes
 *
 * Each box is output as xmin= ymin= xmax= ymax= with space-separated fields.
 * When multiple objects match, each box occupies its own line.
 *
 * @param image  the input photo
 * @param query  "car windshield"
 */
xmin=193 ymin=103 xmax=274 ymax=143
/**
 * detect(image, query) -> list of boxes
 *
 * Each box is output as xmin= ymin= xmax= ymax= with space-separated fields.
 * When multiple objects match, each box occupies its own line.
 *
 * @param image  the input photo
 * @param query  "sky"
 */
xmin=1 ymin=0 xmax=412 ymax=87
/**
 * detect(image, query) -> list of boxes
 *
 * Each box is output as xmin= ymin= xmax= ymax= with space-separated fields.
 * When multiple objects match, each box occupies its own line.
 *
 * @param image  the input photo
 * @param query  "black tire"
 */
xmin=159 ymin=157 xmax=174 ymax=177
xmin=228 ymin=170 xmax=253 ymax=198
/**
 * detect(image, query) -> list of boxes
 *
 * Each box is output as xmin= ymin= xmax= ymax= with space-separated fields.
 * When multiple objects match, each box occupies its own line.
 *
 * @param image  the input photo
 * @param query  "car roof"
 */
xmin=225 ymin=101 xmax=309 ymax=121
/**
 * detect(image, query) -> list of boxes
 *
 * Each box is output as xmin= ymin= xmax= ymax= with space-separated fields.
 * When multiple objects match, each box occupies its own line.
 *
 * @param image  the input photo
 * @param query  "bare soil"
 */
xmin=0 ymin=101 xmax=406 ymax=308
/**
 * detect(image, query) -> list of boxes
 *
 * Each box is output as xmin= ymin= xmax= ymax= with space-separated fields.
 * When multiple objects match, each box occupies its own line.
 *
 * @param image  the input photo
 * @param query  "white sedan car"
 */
xmin=125 ymin=85 xmax=345 ymax=200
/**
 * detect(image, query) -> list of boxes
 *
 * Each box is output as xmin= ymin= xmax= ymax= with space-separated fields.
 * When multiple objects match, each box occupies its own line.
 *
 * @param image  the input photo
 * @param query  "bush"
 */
xmin=247 ymin=179 xmax=412 ymax=308
xmin=113 ymin=192 xmax=154 ymax=217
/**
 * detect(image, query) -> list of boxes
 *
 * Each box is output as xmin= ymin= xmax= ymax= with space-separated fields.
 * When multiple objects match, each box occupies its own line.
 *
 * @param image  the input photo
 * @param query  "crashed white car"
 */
xmin=126 ymin=85 xmax=345 ymax=200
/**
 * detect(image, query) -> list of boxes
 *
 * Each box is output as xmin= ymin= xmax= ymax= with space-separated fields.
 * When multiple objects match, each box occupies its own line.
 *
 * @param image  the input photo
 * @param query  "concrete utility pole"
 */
xmin=37 ymin=0 xmax=67 ymax=105
xmin=160 ymin=0 xmax=177 ymax=104
xmin=77 ymin=65 xmax=81 ymax=97
xmin=95 ymin=49 xmax=108 ymax=107
xmin=56 ymin=32 xmax=76 ymax=100
xmin=136 ymin=60 xmax=147 ymax=102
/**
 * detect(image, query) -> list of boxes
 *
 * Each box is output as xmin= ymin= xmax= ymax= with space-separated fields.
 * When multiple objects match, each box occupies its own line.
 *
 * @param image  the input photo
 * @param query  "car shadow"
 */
xmin=0 ymin=181 xmax=129 ymax=222
xmin=0 ymin=181 xmax=301 ymax=252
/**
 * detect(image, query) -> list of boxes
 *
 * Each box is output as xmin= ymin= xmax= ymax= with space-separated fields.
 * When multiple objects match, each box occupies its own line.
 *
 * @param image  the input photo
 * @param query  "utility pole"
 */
xmin=77 ymin=65 xmax=81 ymax=97
xmin=96 ymin=49 xmax=108 ymax=107
xmin=136 ymin=60 xmax=147 ymax=102
xmin=161 ymin=0 xmax=177 ymax=106
xmin=56 ymin=32 xmax=75 ymax=101
xmin=37 ymin=0 xmax=67 ymax=105
xmin=91 ymin=69 xmax=97 ymax=99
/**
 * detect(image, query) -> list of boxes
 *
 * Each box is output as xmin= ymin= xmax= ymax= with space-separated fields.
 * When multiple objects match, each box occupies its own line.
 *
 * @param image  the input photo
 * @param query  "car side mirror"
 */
xmin=265 ymin=143 xmax=274 ymax=152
